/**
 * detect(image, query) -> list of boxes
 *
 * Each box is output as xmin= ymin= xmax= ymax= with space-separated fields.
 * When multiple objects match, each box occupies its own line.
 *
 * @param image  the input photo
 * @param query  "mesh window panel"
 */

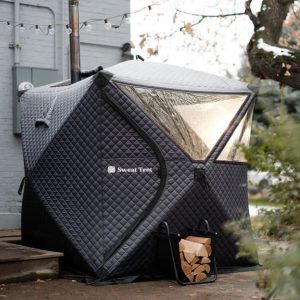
xmin=118 ymin=84 xmax=247 ymax=161
xmin=217 ymin=103 xmax=254 ymax=162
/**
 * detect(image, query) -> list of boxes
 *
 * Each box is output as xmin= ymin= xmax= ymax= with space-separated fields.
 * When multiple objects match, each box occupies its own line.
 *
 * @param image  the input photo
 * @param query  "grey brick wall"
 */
xmin=0 ymin=0 xmax=130 ymax=229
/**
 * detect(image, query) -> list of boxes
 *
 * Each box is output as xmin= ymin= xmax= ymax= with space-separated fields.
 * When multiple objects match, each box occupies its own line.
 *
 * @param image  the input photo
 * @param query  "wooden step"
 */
xmin=0 ymin=229 xmax=21 ymax=242
xmin=0 ymin=241 xmax=63 ymax=283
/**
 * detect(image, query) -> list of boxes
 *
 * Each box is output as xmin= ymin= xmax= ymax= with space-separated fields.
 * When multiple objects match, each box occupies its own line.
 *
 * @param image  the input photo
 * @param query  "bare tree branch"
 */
xmin=177 ymin=0 xmax=300 ymax=89
xmin=147 ymin=0 xmax=300 ymax=89
xmin=162 ymin=9 xmax=246 ymax=39
xmin=176 ymin=8 xmax=245 ymax=18
xmin=245 ymin=0 xmax=259 ymax=28
xmin=246 ymin=0 xmax=300 ymax=89
xmin=180 ymin=17 xmax=205 ymax=31
xmin=292 ymin=3 xmax=300 ymax=20
xmin=278 ymin=0 xmax=294 ymax=4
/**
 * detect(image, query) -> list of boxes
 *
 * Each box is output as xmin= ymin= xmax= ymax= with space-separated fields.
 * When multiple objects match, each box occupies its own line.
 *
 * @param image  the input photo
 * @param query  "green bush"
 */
xmin=244 ymin=108 xmax=300 ymax=234
xmin=230 ymin=108 xmax=300 ymax=299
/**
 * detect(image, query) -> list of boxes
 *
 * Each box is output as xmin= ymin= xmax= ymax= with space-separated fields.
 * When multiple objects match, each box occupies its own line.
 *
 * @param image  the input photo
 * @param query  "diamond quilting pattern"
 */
xmin=206 ymin=163 xmax=249 ymax=219
xmin=30 ymin=82 xmax=104 ymax=273
xmin=21 ymin=77 xmax=93 ymax=170
xmin=22 ymin=73 xmax=253 ymax=280
xmin=101 ymin=101 xmax=155 ymax=159
xmin=101 ymin=84 xmax=252 ymax=278
xmin=102 ymin=159 xmax=160 ymax=255
xmin=103 ymin=84 xmax=187 ymax=161
xmin=102 ymin=160 xmax=194 ymax=276
xmin=105 ymin=162 xmax=250 ymax=276
xmin=27 ymin=77 xmax=162 ymax=276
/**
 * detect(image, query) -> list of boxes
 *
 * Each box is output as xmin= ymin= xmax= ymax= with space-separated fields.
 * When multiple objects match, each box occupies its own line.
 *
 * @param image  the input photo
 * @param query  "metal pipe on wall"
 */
xmin=14 ymin=0 xmax=20 ymax=65
xmin=61 ymin=0 xmax=65 ymax=80
xmin=69 ymin=0 xmax=81 ymax=83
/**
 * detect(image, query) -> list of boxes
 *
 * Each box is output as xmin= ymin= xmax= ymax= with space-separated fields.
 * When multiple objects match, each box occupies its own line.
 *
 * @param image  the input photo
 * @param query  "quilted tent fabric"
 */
xmin=21 ymin=76 xmax=93 ymax=170
xmin=106 ymin=61 xmax=250 ymax=93
xmin=20 ymin=61 xmax=256 ymax=281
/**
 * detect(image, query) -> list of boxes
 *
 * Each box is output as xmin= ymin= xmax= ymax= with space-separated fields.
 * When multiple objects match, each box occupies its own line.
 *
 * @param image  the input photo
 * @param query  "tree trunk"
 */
xmin=246 ymin=0 xmax=300 ymax=89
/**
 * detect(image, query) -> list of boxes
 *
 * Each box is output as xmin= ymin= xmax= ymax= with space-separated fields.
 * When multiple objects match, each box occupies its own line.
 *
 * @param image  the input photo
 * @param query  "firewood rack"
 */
xmin=156 ymin=219 xmax=218 ymax=285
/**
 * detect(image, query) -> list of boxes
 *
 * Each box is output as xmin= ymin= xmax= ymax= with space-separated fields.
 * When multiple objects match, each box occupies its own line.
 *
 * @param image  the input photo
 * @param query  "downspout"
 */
xmin=14 ymin=0 xmax=20 ymax=65
xmin=61 ymin=0 xmax=65 ymax=79
xmin=69 ymin=0 xmax=81 ymax=83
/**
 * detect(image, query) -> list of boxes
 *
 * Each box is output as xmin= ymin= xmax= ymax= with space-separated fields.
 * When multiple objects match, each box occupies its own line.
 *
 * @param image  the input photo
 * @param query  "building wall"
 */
xmin=0 ymin=0 xmax=130 ymax=229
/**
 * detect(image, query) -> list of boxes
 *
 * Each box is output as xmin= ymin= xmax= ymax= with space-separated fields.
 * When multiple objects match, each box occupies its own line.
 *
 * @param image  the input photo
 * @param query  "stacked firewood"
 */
xmin=179 ymin=236 xmax=212 ymax=282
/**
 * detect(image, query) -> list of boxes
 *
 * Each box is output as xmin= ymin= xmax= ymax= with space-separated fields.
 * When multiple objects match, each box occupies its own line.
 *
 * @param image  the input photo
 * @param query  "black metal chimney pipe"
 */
xmin=69 ymin=0 xmax=81 ymax=83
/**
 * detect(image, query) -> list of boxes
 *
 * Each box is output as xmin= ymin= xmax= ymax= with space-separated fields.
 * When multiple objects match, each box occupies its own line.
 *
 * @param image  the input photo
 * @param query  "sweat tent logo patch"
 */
xmin=107 ymin=166 xmax=116 ymax=174
xmin=107 ymin=165 xmax=153 ymax=174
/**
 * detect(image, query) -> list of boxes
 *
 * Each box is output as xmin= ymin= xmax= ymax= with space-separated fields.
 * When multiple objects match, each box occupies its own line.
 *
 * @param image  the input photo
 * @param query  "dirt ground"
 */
xmin=0 ymin=271 xmax=265 ymax=300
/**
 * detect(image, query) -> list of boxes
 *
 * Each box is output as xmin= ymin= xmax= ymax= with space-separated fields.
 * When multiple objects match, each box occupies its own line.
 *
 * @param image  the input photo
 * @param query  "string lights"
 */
xmin=19 ymin=23 xmax=25 ymax=33
xmin=124 ymin=14 xmax=131 ymax=24
xmin=34 ymin=25 xmax=40 ymax=35
xmin=6 ymin=21 xmax=13 ymax=31
xmin=65 ymin=25 xmax=72 ymax=35
xmin=48 ymin=25 xmax=55 ymax=36
xmin=104 ymin=19 xmax=112 ymax=30
xmin=0 ymin=3 xmax=157 ymax=36
xmin=83 ymin=21 xmax=92 ymax=32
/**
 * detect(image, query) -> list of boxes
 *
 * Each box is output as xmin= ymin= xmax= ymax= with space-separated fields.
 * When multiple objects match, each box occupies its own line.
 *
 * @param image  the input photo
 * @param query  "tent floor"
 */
xmin=0 ymin=272 xmax=265 ymax=300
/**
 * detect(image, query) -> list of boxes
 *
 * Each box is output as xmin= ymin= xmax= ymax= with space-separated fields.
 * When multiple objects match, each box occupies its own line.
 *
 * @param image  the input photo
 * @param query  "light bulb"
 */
xmin=124 ymin=14 xmax=130 ymax=24
xmin=7 ymin=21 xmax=13 ymax=31
xmin=34 ymin=25 xmax=40 ymax=35
xmin=84 ymin=22 xmax=92 ymax=32
xmin=19 ymin=24 xmax=25 ymax=33
xmin=65 ymin=25 xmax=72 ymax=35
xmin=104 ymin=19 xmax=111 ymax=30
xmin=48 ymin=25 xmax=55 ymax=35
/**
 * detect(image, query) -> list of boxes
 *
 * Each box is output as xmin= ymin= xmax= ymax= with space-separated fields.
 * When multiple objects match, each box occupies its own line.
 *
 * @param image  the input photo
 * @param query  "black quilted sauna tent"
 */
xmin=20 ymin=61 xmax=256 ymax=281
